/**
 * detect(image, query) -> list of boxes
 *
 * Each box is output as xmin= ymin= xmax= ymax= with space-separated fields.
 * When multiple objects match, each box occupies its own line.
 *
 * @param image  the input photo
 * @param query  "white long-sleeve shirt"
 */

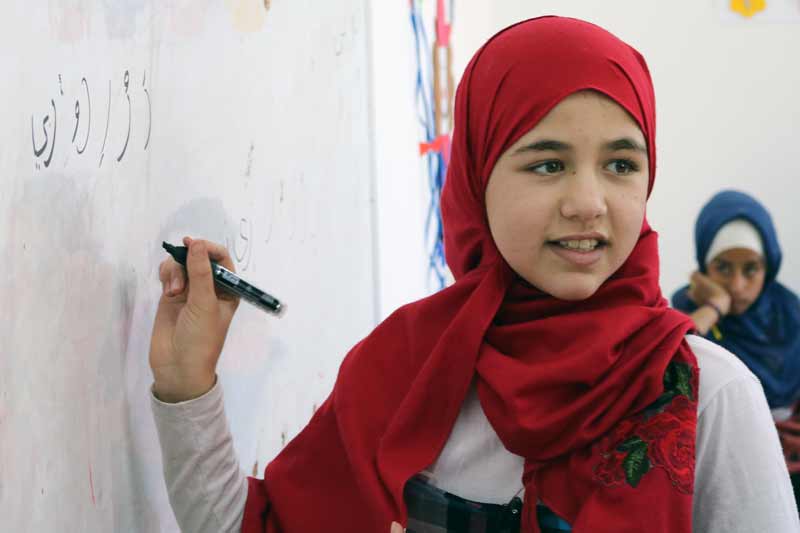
xmin=151 ymin=335 xmax=800 ymax=532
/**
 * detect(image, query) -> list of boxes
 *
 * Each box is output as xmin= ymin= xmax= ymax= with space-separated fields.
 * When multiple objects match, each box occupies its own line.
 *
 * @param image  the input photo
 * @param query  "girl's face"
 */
xmin=485 ymin=91 xmax=649 ymax=300
xmin=707 ymin=248 xmax=766 ymax=315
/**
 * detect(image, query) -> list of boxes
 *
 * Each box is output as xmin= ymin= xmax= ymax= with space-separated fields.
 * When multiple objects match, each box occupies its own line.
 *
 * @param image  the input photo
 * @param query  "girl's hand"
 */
xmin=149 ymin=237 xmax=240 ymax=403
xmin=688 ymin=271 xmax=732 ymax=317
xmin=776 ymin=418 xmax=800 ymax=474
xmin=390 ymin=522 xmax=405 ymax=533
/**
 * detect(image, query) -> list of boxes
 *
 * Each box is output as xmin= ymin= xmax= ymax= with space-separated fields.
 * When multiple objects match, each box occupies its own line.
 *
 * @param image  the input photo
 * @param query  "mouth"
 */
xmin=551 ymin=238 xmax=607 ymax=252
xmin=546 ymin=234 xmax=609 ymax=266
xmin=732 ymin=300 xmax=751 ymax=311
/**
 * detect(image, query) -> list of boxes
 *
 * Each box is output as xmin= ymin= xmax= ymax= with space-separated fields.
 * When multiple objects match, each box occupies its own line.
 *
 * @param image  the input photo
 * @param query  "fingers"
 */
xmin=689 ymin=272 xmax=710 ymax=295
xmin=777 ymin=419 xmax=800 ymax=433
xmin=780 ymin=431 xmax=800 ymax=452
xmin=788 ymin=460 xmax=800 ymax=474
xmin=690 ymin=271 xmax=705 ymax=285
xmin=183 ymin=236 xmax=236 ymax=272
xmin=159 ymin=258 xmax=187 ymax=297
xmin=778 ymin=421 xmax=800 ymax=472
xmin=687 ymin=286 xmax=697 ymax=299
xmin=687 ymin=272 xmax=701 ymax=303
xmin=690 ymin=271 xmax=719 ymax=291
xmin=158 ymin=236 xmax=235 ymax=305
xmin=185 ymin=239 xmax=218 ymax=312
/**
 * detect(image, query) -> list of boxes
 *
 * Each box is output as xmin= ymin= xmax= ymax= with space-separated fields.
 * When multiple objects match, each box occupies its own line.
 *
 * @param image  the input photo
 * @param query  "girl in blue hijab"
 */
xmin=672 ymin=189 xmax=800 ymax=476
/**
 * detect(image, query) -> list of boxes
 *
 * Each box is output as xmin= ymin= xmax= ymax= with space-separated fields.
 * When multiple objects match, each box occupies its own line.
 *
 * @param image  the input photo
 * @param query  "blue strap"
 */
xmin=537 ymin=504 xmax=573 ymax=531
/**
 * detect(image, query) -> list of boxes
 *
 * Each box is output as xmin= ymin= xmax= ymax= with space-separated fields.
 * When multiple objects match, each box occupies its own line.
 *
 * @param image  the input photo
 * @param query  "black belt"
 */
xmin=403 ymin=476 xmax=523 ymax=533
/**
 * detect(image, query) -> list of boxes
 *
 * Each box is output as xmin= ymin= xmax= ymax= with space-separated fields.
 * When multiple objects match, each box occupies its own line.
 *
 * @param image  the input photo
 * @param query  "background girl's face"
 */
xmin=707 ymin=248 xmax=766 ymax=315
xmin=485 ymin=91 xmax=649 ymax=300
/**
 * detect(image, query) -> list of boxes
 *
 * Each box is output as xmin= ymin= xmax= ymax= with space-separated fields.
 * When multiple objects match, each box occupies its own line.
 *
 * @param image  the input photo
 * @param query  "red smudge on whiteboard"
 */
xmin=88 ymin=462 xmax=96 ymax=506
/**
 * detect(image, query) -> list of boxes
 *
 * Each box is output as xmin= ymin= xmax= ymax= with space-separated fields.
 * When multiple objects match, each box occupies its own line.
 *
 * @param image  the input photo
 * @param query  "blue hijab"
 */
xmin=672 ymin=190 xmax=800 ymax=408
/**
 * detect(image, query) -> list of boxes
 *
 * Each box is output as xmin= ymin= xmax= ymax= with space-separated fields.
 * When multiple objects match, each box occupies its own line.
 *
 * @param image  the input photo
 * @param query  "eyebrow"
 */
xmin=714 ymin=259 xmax=764 ymax=268
xmin=512 ymin=140 xmax=571 ymax=155
xmin=512 ymin=137 xmax=647 ymax=156
xmin=605 ymin=138 xmax=647 ymax=153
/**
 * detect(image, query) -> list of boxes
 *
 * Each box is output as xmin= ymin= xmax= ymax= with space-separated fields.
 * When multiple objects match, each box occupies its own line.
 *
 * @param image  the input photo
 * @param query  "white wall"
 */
xmin=448 ymin=1 xmax=800 ymax=298
xmin=368 ymin=1 xmax=434 ymax=320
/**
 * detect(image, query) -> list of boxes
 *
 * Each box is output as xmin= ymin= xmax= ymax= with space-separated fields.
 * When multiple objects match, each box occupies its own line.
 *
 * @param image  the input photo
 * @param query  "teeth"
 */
xmin=558 ymin=239 xmax=600 ymax=251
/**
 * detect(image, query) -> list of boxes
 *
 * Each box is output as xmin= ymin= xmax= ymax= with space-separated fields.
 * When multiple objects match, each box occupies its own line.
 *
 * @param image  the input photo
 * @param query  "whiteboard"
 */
xmin=0 ymin=1 xmax=377 ymax=531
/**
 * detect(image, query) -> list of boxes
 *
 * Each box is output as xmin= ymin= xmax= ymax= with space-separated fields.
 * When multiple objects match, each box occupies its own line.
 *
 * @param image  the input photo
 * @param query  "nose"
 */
xmin=728 ymin=271 xmax=747 ymax=296
xmin=560 ymin=172 xmax=608 ymax=222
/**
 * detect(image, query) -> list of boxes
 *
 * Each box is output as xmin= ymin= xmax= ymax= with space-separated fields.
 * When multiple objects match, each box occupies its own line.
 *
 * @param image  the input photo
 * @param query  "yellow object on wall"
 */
xmin=730 ymin=0 xmax=768 ymax=18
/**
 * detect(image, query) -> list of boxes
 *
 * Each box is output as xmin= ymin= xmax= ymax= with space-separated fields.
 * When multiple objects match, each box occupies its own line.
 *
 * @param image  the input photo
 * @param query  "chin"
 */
xmin=544 ymin=279 xmax=602 ymax=301
xmin=729 ymin=304 xmax=752 ymax=316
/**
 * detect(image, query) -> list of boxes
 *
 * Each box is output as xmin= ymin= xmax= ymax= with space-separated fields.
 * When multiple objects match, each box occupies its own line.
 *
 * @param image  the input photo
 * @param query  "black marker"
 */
xmin=162 ymin=241 xmax=285 ymax=316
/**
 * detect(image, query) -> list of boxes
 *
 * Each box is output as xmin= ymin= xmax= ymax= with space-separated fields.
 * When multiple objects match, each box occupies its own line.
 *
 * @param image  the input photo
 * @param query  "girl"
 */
xmin=149 ymin=17 xmax=798 ymax=533
xmin=672 ymin=190 xmax=800 ymax=499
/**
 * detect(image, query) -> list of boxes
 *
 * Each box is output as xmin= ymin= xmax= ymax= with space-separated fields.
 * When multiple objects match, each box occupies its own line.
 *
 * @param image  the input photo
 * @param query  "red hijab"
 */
xmin=244 ymin=17 xmax=697 ymax=533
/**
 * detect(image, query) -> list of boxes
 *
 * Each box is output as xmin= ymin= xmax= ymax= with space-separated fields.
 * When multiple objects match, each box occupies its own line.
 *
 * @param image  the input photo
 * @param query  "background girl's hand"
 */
xmin=688 ymin=271 xmax=732 ymax=316
xmin=149 ymin=237 xmax=240 ymax=402
xmin=776 ymin=418 xmax=800 ymax=474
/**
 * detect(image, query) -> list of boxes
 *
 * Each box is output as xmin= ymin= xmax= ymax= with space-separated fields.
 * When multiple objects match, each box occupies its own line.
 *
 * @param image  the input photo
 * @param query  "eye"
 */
xmin=714 ymin=262 xmax=732 ymax=276
xmin=744 ymin=263 xmax=764 ymax=278
xmin=604 ymin=159 xmax=640 ymax=175
xmin=527 ymin=160 xmax=565 ymax=175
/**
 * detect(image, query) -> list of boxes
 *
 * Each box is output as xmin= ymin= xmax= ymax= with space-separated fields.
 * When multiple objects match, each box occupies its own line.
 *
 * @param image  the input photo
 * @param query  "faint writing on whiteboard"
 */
xmin=30 ymin=70 xmax=152 ymax=170
xmin=234 ymin=217 xmax=253 ymax=272
xmin=225 ymin=217 xmax=253 ymax=273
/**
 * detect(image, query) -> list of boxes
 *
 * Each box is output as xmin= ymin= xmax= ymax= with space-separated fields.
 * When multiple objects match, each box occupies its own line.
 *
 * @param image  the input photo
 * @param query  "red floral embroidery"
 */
xmin=650 ymin=426 xmax=695 ymax=492
xmin=595 ymin=448 xmax=627 ymax=486
xmin=593 ymin=361 xmax=697 ymax=493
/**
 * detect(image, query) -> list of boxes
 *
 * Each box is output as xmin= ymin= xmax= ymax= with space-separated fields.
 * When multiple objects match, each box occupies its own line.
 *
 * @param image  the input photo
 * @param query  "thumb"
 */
xmin=186 ymin=240 xmax=217 ymax=311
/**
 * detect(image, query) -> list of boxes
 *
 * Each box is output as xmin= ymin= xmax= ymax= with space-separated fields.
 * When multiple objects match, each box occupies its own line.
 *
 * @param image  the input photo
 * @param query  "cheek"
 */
xmin=611 ymin=192 xmax=647 ymax=254
xmin=491 ymin=192 xmax=551 ymax=249
xmin=750 ymin=274 xmax=767 ymax=295
xmin=708 ymin=272 xmax=727 ymax=287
